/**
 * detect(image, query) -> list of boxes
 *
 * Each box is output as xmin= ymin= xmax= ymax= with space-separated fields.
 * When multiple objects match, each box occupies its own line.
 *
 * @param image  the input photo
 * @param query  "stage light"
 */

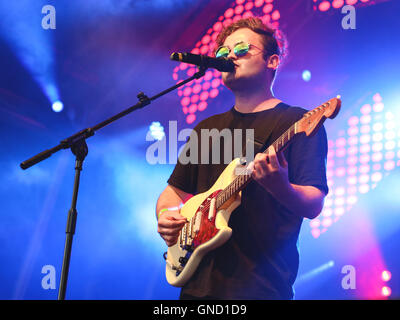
xmin=302 ymin=70 xmax=311 ymax=82
xmin=382 ymin=270 xmax=392 ymax=282
xmin=0 ymin=2 xmax=61 ymax=109
xmin=149 ymin=122 xmax=165 ymax=141
xmin=296 ymin=260 xmax=335 ymax=283
xmin=381 ymin=286 xmax=392 ymax=297
xmin=319 ymin=1 xmax=331 ymax=11
xmin=52 ymin=100 xmax=64 ymax=113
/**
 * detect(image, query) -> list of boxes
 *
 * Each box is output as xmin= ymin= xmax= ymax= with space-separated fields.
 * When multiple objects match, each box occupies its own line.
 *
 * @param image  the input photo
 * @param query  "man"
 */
xmin=156 ymin=17 xmax=328 ymax=299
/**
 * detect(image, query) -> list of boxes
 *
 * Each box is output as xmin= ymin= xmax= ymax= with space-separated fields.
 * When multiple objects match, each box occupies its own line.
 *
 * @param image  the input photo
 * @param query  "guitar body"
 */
xmin=165 ymin=158 xmax=243 ymax=287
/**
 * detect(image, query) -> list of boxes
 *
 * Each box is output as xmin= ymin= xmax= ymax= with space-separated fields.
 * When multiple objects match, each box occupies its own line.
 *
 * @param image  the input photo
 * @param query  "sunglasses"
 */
xmin=215 ymin=41 xmax=265 ymax=59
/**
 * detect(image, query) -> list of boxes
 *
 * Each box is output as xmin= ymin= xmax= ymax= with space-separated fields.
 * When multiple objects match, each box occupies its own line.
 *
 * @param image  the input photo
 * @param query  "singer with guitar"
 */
xmin=156 ymin=17 xmax=334 ymax=300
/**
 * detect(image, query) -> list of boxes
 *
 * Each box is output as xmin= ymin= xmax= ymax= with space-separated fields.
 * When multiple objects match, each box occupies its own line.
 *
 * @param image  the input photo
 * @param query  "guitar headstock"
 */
xmin=298 ymin=97 xmax=341 ymax=136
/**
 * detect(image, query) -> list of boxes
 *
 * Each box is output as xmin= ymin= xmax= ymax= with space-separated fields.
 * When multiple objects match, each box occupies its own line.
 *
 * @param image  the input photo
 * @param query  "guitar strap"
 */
xmin=243 ymin=103 xmax=290 ymax=160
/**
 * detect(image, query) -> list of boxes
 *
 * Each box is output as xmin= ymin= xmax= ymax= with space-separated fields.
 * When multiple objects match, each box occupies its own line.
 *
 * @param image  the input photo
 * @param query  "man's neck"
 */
xmin=233 ymin=89 xmax=281 ymax=113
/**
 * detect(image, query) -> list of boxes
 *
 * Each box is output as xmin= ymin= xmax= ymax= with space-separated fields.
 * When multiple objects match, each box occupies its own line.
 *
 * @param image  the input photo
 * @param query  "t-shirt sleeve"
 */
xmin=167 ymin=127 xmax=199 ymax=195
xmin=287 ymin=124 xmax=329 ymax=195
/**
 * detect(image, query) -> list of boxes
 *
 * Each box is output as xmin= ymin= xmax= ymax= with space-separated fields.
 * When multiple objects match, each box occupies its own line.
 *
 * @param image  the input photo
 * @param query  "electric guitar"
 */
xmin=164 ymin=97 xmax=341 ymax=287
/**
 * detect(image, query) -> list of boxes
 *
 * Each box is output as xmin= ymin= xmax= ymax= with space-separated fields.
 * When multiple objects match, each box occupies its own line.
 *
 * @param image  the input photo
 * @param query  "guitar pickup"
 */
xmin=208 ymin=197 xmax=216 ymax=221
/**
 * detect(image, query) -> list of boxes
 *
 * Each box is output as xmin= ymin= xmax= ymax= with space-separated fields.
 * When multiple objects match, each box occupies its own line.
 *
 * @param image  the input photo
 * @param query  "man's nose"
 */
xmin=227 ymin=50 xmax=237 ymax=60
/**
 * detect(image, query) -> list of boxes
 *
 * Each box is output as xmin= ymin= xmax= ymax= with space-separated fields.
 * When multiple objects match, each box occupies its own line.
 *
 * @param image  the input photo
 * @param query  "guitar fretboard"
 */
xmin=215 ymin=122 xmax=297 ymax=209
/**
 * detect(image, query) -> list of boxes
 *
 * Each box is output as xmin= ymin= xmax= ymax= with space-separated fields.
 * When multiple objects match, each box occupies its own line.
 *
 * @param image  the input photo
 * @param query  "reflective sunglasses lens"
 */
xmin=216 ymin=46 xmax=229 ymax=58
xmin=234 ymin=42 xmax=250 ymax=56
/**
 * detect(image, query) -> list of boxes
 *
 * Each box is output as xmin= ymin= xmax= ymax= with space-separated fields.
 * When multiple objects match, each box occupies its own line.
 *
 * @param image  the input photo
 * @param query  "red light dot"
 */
xmin=384 ymin=160 xmax=395 ymax=171
xmin=188 ymin=104 xmax=197 ymax=113
xmin=322 ymin=217 xmax=332 ymax=227
xmin=213 ymin=21 xmax=223 ymax=32
xmin=243 ymin=11 xmax=253 ymax=19
xmin=347 ymin=126 xmax=359 ymax=136
xmin=204 ymin=71 xmax=213 ymax=81
xmin=210 ymin=88 xmax=219 ymax=98
xmin=311 ymin=228 xmax=321 ymax=238
xmin=183 ymin=87 xmax=192 ymax=96
xmin=261 ymin=15 xmax=271 ymax=24
xmin=211 ymin=32 xmax=219 ymax=42
xmin=319 ymin=1 xmax=331 ymax=11
xmin=271 ymin=10 xmax=280 ymax=20
xmin=200 ymin=45 xmax=209 ymax=55
xmin=223 ymin=18 xmax=233 ymax=27
xmin=191 ymin=95 xmax=199 ymax=104
xmin=236 ymin=0 xmax=245 ymax=4
xmin=346 ymin=0 xmax=358 ymax=5
xmin=233 ymin=15 xmax=242 ymax=23
xmin=373 ymin=93 xmax=382 ymax=103
xmin=198 ymin=101 xmax=208 ymax=111
xmin=179 ymin=63 xmax=188 ymax=71
xmin=310 ymin=218 xmax=320 ymax=228
xmin=193 ymin=84 xmax=202 ymax=94
xmin=348 ymin=116 xmax=359 ymax=126
xmin=173 ymin=73 xmax=178 ymax=80
xmin=186 ymin=114 xmax=196 ymax=124
xmin=191 ymin=48 xmax=200 ymax=54
xmin=254 ymin=0 xmax=264 ymax=7
xmin=202 ymin=35 xmax=211 ymax=45
xmin=211 ymin=78 xmax=221 ymax=88
xmin=213 ymin=70 xmax=221 ymax=77
xmin=182 ymin=106 xmax=188 ymax=114
xmin=332 ymin=0 xmax=344 ymax=8
xmin=373 ymin=102 xmax=384 ymax=112
xmin=181 ymin=97 xmax=190 ymax=107
xmin=263 ymin=4 xmax=273 ymax=14
xmin=224 ymin=8 xmax=234 ymax=18
xmin=187 ymin=68 xmax=196 ymax=77
xmin=202 ymin=82 xmax=211 ymax=91
xmin=200 ymin=91 xmax=209 ymax=101
xmin=245 ymin=2 xmax=254 ymax=10
xmin=235 ymin=5 xmax=244 ymax=15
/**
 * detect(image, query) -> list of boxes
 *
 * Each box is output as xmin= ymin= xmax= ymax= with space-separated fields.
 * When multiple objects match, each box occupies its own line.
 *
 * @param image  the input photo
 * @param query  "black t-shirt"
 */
xmin=167 ymin=102 xmax=329 ymax=299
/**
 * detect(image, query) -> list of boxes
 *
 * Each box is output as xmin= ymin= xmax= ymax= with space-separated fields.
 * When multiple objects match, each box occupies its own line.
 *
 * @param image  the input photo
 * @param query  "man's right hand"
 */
xmin=157 ymin=210 xmax=187 ymax=247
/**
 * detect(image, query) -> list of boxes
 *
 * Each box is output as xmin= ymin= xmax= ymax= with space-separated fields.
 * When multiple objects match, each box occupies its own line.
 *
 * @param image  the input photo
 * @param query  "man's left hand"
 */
xmin=250 ymin=145 xmax=290 ymax=195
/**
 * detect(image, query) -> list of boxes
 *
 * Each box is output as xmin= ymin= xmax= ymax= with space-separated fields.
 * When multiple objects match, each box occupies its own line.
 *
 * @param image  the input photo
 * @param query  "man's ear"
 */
xmin=267 ymin=54 xmax=280 ymax=70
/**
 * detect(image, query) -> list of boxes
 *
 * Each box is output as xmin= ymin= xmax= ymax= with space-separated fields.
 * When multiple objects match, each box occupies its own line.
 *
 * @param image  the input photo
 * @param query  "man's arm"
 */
xmin=156 ymin=185 xmax=191 ymax=246
xmin=272 ymin=183 xmax=325 ymax=219
xmin=252 ymin=145 xmax=326 ymax=219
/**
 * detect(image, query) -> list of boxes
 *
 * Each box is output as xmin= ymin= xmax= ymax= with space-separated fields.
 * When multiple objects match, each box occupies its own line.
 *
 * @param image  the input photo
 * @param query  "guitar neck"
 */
xmin=215 ymin=96 xmax=341 ymax=209
xmin=215 ymin=122 xmax=298 ymax=209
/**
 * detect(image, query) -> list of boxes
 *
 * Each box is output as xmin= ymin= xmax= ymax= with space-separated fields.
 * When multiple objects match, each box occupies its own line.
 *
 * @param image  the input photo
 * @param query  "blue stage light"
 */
xmin=149 ymin=122 xmax=165 ymax=141
xmin=302 ymin=70 xmax=311 ymax=82
xmin=52 ymin=100 xmax=63 ymax=112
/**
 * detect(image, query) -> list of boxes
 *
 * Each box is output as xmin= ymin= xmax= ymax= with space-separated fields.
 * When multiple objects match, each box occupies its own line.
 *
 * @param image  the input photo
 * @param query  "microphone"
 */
xmin=170 ymin=52 xmax=235 ymax=72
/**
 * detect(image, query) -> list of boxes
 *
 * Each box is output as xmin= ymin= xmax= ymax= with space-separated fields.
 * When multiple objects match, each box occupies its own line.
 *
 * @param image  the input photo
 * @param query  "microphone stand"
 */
xmin=20 ymin=66 xmax=207 ymax=300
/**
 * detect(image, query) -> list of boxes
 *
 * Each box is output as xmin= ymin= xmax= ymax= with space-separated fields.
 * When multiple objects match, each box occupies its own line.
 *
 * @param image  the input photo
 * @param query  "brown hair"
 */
xmin=215 ymin=17 xmax=287 ymax=64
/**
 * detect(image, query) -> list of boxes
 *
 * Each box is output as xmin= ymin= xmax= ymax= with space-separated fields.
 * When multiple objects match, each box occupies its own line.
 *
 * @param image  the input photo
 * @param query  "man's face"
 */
xmin=220 ymin=28 xmax=272 ymax=92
